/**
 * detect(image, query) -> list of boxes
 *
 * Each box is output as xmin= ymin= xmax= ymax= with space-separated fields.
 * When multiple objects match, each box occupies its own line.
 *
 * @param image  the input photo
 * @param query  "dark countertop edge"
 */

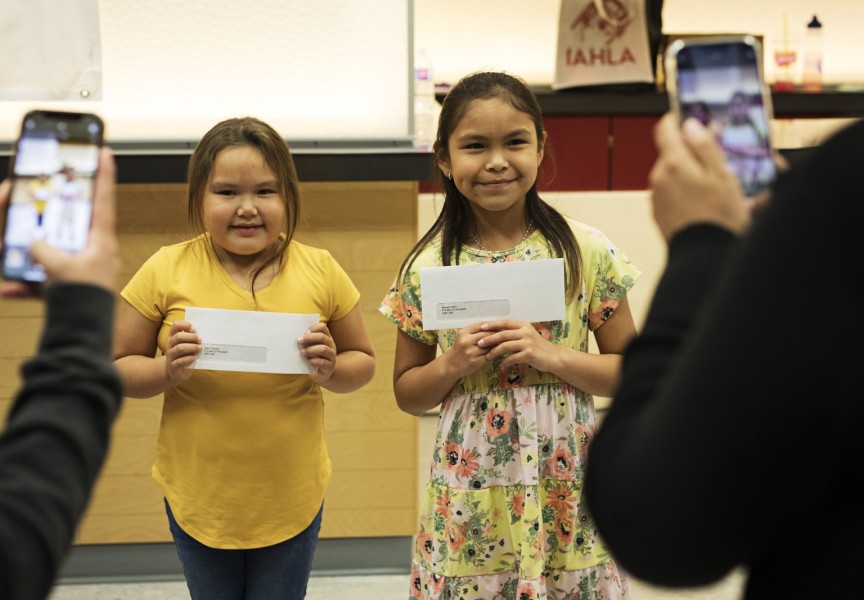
xmin=451 ymin=85 xmax=864 ymax=118
xmin=1 ymin=86 xmax=859 ymax=183
xmin=0 ymin=147 xmax=814 ymax=185
xmin=111 ymin=151 xmax=439 ymax=184
xmin=0 ymin=151 xmax=438 ymax=184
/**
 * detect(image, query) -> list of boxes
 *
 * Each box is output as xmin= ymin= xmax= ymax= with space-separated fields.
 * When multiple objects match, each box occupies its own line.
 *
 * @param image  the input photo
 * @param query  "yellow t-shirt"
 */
xmin=121 ymin=234 xmax=360 ymax=549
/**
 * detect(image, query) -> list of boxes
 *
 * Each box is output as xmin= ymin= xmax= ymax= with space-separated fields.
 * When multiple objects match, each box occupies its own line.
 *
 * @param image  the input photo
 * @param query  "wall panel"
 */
xmin=0 ymin=1 xmax=411 ymax=143
xmin=0 ymin=180 xmax=418 ymax=545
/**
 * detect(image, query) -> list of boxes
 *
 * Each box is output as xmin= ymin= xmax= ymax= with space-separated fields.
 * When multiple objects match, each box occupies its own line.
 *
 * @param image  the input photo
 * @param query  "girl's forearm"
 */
xmin=546 ymin=348 xmax=623 ymax=398
xmin=394 ymin=352 xmax=464 ymax=416
xmin=113 ymin=355 xmax=173 ymax=399
xmin=318 ymin=350 xmax=376 ymax=394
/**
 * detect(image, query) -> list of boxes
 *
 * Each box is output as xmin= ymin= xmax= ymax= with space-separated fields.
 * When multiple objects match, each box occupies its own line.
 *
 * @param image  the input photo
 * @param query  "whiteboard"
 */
xmin=0 ymin=0 xmax=102 ymax=102
xmin=0 ymin=0 xmax=412 ymax=145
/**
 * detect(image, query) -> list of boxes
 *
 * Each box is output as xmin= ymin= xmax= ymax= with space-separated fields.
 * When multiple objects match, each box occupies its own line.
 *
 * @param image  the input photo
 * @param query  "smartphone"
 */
xmin=1 ymin=110 xmax=104 ymax=283
xmin=665 ymin=35 xmax=776 ymax=197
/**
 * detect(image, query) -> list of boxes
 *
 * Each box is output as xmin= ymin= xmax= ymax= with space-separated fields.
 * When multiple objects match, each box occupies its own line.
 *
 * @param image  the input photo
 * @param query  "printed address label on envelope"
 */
xmin=419 ymin=258 xmax=565 ymax=330
xmin=185 ymin=307 xmax=320 ymax=374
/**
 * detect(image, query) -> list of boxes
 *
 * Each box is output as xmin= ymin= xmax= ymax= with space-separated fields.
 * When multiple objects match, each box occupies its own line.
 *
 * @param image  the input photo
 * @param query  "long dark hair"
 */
xmin=398 ymin=71 xmax=581 ymax=300
xmin=187 ymin=117 xmax=301 ymax=296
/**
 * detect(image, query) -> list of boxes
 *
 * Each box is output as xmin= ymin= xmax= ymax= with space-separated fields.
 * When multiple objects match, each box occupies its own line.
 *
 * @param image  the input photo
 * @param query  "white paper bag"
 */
xmin=554 ymin=0 xmax=656 ymax=90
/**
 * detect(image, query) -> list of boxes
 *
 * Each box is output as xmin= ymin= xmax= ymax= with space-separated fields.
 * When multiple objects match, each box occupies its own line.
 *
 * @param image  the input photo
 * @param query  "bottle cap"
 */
xmin=807 ymin=15 xmax=822 ymax=29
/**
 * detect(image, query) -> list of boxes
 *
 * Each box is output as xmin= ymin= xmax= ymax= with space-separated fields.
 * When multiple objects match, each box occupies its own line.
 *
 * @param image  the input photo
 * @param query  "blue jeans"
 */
xmin=165 ymin=499 xmax=323 ymax=600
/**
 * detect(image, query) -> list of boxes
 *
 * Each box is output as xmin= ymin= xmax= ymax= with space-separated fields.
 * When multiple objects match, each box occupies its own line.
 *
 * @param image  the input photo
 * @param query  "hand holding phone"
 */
xmin=665 ymin=36 xmax=777 ymax=197
xmin=1 ymin=146 xmax=118 ymax=298
xmin=648 ymin=113 xmax=751 ymax=242
xmin=1 ymin=110 xmax=104 ymax=283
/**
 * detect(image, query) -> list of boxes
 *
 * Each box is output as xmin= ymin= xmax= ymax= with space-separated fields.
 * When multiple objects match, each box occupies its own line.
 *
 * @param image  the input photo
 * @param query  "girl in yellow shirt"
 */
xmin=113 ymin=117 xmax=375 ymax=599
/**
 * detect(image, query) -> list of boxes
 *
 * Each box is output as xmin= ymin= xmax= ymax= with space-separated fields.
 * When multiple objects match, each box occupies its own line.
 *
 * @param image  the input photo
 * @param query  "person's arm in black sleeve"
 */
xmin=592 ymin=223 xmax=738 ymax=424
xmin=585 ymin=117 xmax=864 ymax=590
xmin=584 ymin=223 xmax=739 ymax=585
xmin=0 ymin=147 xmax=122 ymax=599
xmin=0 ymin=284 xmax=122 ymax=600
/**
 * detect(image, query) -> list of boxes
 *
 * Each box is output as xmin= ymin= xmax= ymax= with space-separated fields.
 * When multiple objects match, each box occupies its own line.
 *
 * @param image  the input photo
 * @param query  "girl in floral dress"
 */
xmin=380 ymin=71 xmax=640 ymax=600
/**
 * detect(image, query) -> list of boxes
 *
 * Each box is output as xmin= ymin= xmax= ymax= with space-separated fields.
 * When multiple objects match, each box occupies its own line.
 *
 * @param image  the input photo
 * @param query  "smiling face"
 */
xmin=439 ymin=98 xmax=545 ymax=218
xmin=202 ymin=145 xmax=286 ymax=268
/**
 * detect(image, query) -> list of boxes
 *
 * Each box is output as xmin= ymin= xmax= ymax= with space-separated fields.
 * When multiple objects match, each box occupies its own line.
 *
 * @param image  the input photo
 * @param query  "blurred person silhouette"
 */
xmin=584 ymin=114 xmax=864 ymax=598
xmin=0 ymin=148 xmax=123 ymax=600
xmin=26 ymin=173 xmax=52 ymax=233
xmin=52 ymin=165 xmax=85 ymax=246
xmin=718 ymin=91 xmax=773 ymax=195
xmin=683 ymin=100 xmax=712 ymax=127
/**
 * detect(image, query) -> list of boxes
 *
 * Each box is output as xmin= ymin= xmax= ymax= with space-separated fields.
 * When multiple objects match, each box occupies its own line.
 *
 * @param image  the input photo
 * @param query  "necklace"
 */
xmin=469 ymin=220 xmax=533 ymax=253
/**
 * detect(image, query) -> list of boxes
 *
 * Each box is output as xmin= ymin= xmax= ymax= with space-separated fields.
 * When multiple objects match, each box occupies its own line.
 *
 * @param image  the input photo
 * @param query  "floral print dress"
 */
xmin=380 ymin=220 xmax=640 ymax=600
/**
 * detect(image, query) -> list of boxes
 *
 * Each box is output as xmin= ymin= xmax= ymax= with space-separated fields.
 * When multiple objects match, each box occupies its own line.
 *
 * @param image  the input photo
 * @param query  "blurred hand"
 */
xmin=648 ymin=113 xmax=750 ymax=243
xmin=1 ymin=147 xmax=119 ymax=298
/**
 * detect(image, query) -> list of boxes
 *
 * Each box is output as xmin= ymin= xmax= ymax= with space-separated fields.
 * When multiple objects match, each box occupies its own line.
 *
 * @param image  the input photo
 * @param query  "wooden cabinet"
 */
xmin=609 ymin=116 xmax=660 ymax=190
xmin=541 ymin=116 xmax=609 ymax=191
xmin=541 ymin=115 xmax=660 ymax=192
xmin=534 ymin=86 xmax=864 ymax=193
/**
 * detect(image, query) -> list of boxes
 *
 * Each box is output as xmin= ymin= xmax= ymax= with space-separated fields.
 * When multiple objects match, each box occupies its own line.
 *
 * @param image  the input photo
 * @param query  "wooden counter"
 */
xmin=0 ymin=180 xmax=420 ymax=549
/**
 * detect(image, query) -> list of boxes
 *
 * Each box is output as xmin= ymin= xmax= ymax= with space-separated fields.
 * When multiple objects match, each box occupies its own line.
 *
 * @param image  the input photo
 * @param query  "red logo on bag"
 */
xmin=571 ymin=0 xmax=634 ymax=45
xmin=567 ymin=0 xmax=637 ymax=66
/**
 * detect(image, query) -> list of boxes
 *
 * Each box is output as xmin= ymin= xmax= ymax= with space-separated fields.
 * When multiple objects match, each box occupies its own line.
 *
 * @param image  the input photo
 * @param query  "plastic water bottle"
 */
xmin=413 ymin=49 xmax=439 ymax=150
xmin=802 ymin=15 xmax=823 ymax=91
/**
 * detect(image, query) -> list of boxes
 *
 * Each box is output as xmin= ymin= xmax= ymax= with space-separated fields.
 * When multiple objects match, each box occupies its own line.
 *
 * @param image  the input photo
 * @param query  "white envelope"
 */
xmin=419 ymin=258 xmax=565 ymax=330
xmin=185 ymin=307 xmax=320 ymax=374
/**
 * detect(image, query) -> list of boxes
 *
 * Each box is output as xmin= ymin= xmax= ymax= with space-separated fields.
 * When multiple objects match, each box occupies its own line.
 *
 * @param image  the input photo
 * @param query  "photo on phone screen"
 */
xmin=2 ymin=111 xmax=103 ymax=282
xmin=667 ymin=37 xmax=776 ymax=197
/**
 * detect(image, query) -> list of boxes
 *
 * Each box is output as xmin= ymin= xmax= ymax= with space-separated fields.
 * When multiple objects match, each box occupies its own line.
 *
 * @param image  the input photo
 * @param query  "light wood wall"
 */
xmin=0 ymin=181 xmax=419 ymax=544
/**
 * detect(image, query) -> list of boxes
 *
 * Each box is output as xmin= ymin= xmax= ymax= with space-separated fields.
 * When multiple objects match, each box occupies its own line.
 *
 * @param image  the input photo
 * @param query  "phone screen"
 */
xmin=2 ymin=111 xmax=103 ymax=282
xmin=672 ymin=40 xmax=776 ymax=196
